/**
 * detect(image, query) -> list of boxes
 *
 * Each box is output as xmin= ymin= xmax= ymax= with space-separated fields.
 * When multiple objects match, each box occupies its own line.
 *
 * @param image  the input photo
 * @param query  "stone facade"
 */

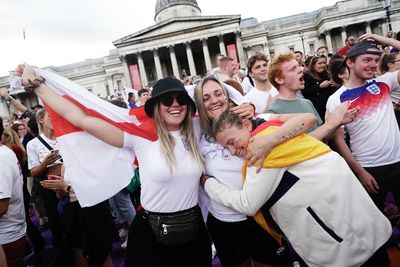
xmin=1 ymin=0 xmax=399 ymax=117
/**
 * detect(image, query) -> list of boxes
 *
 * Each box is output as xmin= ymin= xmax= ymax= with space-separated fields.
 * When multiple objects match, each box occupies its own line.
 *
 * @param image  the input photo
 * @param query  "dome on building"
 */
xmin=155 ymin=0 xmax=201 ymax=23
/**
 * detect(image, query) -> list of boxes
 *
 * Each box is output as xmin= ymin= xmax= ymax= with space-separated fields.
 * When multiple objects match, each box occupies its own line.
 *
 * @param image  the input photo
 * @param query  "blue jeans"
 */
xmin=109 ymin=189 xmax=136 ymax=224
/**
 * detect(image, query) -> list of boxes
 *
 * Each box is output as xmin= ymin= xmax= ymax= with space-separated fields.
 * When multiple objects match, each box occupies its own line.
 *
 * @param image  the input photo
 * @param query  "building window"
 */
xmin=288 ymin=46 xmax=294 ymax=52
xmin=270 ymin=50 xmax=275 ymax=59
xmin=87 ymin=87 xmax=92 ymax=92
xmin=309 ymin=43 xmax=315 ymax=55
xmin=117 ymin=80 xmax=122 ymax=89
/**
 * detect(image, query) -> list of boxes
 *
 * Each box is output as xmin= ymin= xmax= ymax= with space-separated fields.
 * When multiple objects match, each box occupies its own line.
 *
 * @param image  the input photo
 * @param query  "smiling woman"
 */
xmin=302 ymin=53 xmax=337 ymax=121
xmin=17 ymin=65 xmax=212 ymax=267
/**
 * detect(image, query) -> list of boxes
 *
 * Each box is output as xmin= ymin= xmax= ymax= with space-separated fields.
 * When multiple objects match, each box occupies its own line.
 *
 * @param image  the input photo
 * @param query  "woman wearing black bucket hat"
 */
xmin=17 ymin=65 xmax=211 ymax=267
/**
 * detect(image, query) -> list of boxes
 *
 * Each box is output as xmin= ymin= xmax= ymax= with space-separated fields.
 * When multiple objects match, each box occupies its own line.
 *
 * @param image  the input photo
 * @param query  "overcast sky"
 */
xmin=0 ymin=0 xmax=339 ymax=77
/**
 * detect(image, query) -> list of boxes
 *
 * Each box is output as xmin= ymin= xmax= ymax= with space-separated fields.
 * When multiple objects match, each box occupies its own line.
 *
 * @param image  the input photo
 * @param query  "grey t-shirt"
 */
xmin=267 ymin=97 xmax=323 ymax=132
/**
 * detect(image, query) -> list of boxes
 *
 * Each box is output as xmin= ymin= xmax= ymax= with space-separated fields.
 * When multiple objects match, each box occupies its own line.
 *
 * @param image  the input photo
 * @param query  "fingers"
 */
xmin=48 ymin=175 xmax=62 ymax=180
xmin=371 ymin=178 xmax=380 ymax=192
xmin=256 ymin=160 xmax=262 ymax=174
xmin=247 ymin=154 xmax=256 ymax=167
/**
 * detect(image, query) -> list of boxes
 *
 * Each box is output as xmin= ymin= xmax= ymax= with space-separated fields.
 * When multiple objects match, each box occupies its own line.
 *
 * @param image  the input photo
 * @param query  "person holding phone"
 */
xmin=26 ymin=108 xmax=65 ymax=251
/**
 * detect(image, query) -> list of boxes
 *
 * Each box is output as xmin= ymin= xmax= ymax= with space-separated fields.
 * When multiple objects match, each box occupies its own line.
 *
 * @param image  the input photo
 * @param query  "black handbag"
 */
xmin=146 ymin=206 xmax=201 ymax=245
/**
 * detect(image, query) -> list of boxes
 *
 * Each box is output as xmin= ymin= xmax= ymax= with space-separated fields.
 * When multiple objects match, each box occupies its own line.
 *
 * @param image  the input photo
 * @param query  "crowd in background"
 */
xmin=1 ymin=29 xmax=400 ymax=267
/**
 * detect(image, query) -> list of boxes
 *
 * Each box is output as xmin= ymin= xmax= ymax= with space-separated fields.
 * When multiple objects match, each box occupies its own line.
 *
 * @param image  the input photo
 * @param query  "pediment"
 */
xmin=113 ymin=15 xmax=240 ymax=46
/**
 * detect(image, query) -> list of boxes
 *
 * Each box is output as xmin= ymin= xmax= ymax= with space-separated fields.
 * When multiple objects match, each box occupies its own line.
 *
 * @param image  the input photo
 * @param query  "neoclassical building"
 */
xmin=1 ymin=0 xmax=399 ymax=117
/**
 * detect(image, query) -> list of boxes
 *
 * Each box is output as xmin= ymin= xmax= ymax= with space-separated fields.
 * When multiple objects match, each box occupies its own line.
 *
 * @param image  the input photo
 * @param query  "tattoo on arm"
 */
xmin=282 ymin=123 xmax=305 ymax=141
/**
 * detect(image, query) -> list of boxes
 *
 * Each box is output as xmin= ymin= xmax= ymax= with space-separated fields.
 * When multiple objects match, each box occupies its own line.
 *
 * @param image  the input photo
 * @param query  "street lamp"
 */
xmin=299 ymin=31 xmax=306 ymax=55
xmin=380 ymin=0 xmax=393 ymax=31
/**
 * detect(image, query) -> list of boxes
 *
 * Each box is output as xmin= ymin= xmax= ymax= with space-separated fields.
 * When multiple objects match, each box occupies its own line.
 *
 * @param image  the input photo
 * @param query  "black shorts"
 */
xmin=64 ymin=200 xmax=118 ymax=266
xmin=206 ymin=213 xmax=288 ymax=266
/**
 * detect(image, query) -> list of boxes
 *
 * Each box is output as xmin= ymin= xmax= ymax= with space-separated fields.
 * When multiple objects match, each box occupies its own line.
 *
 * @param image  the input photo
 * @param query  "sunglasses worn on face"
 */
xmin=160 ymin=94 xmax=188 ymax=106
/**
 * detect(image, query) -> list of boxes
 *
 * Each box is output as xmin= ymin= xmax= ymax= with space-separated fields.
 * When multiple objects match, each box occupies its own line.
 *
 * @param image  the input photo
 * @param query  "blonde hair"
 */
xmin=194 ymin=76 xmax=234 ymax=139
xmin=153 ymin=102 xmax=203 ymax=173
xmin=36 ymin=108 xmax=47 ymax=133
xmin=1 ymin=127 xmax=26 ymax=162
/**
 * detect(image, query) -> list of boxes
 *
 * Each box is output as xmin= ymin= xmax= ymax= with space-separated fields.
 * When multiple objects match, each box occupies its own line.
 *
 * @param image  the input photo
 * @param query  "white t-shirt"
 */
xmin=0 ymin=145 xmax=26 ymax=244
xmin=244 ymin=86 xmax=278 ymax=113
xmin=326 ymin=71 xmax=400 ymax=167
xmin=241 ymin=76 xmax=255 ymax=94
xmin=27 ymin=134 xmax=62 ymax=170
xmin=123 ymin=119 xmax=203 ymax=213
xmin=200 ymin=134 xmax=247 ymax=222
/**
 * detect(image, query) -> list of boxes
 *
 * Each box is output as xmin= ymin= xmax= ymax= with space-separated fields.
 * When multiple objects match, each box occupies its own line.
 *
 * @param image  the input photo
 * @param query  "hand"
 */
xmin=358 ymin=170 xmax=379 ymax=194
xmin=246 ymin=135 xmax=274 ymax=173
xmin=0 ymin=88 xmax=9 ymax=97
xmin=15 ymin=64 xmax=44 ymax=91
xmin=341 ymin=105 xmax=360 ymax=125
xmin=48 ymin=174 xmax=63 ymax=181
xmin=40 ymin=176 xmax=68 ymax=192
xmin=42 ymin=152 xmax=60 ymax=166
xmin=319 ymin=80 xmax=333 ymax=89
xmin=358 ymin=34 xmax=390 ymax=46
xmin=325 ymin=102 xmax=356 ymax=129
xmin=231 ymin=103 xmax=255 ymax=119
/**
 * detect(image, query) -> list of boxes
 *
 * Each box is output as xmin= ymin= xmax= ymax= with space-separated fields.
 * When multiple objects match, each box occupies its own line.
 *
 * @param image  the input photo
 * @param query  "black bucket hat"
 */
xmin=144 ymin=76 xmax=196 ymax=118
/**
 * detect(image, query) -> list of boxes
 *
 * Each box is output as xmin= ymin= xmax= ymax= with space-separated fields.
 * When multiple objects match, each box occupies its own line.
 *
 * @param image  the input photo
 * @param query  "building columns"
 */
xmin=169 ymin=46 xmax=180 ymax=79
xmin=106 ymin=75 xmax=114 ymax=94
xmin=341 ymin=27 xmax=347 ymax=46
xmin=137 ymin=52 xmax=148 ymax=87
xmin=365 ymin=21 xmax=372 ymax=34
xmin=219 ymin=34 xmax=227 ymax=56
xmin=153 ymin=49 xmax=163 ymax=80
xmin=121 ymin=55 xmax=133 ymax=88
xmin=325 ymin=31 xmax=333 ymax=52
xmin=202 ymin=38 xmax=212 ymax=72
xmin=262 ymin=43 xmax=270 ymax=59
xmin=235 ymin=31 xmax=246 ymax=68
xmin=185 ymin=42 xmax=197 ymax=76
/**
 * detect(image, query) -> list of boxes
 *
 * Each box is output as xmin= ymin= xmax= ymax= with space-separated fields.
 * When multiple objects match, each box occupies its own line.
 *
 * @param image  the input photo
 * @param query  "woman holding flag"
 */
xmin=16 ymin=65 xmax=211 ymax=267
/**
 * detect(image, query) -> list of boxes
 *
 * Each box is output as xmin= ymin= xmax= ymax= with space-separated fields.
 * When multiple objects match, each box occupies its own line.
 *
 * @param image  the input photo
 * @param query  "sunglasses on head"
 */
xmin=160 ymin=93 xmax=188 ymax=107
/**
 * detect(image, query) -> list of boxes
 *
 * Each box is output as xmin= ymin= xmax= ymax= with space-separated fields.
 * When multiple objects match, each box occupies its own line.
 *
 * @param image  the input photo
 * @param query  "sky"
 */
xmin=0 ymin=0 xmax=339 ymax=77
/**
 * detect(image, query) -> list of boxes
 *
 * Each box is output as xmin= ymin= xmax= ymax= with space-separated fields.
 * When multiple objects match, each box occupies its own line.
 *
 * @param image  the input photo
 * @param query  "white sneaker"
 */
xmin=121 ymin=238 xmax=128 ymax=249
xmin=118 ymin=228 xmax=129 ymax=239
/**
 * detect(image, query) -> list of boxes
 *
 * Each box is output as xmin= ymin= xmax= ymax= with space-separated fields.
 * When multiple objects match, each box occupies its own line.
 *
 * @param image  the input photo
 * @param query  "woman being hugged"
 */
xmin=17 ymin=64 xmax=211 ymax=267
xmin=194 ymin=76 xmax=316 ymax=267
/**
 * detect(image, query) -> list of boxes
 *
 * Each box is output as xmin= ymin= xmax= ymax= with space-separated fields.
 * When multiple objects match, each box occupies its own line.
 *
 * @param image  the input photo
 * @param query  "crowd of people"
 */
xmin=1 ymin=31 xmax=400 ymax=267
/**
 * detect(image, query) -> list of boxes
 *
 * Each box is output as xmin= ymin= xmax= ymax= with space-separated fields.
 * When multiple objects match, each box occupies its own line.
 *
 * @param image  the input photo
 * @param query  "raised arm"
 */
xmin=18 ymin=64 xmax=124 ymax=148
xmin=247 ymin=112 xmax=317 ymax=172
xmin=309 ymin=102 xmax=359 ymax=142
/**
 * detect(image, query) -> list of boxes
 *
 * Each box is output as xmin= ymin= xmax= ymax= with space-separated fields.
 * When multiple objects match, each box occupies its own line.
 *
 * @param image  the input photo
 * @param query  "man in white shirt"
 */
xmin=327 ymin=36 xmax=400 ymax=267
xmin=0 ymin=117 xmax=27 ymax=267
xmin=217 ymin=56 xmax=236 ymax=82
xmin=243 ymin=54 xmax=278 ymax=113
xmin=209 ymin=54 xmax=225 ymax=76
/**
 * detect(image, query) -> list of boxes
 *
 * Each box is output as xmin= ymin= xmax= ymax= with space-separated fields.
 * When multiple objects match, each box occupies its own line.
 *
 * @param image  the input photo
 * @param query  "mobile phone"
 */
xmin=52 ymin=150 xmax=59 ymax=156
